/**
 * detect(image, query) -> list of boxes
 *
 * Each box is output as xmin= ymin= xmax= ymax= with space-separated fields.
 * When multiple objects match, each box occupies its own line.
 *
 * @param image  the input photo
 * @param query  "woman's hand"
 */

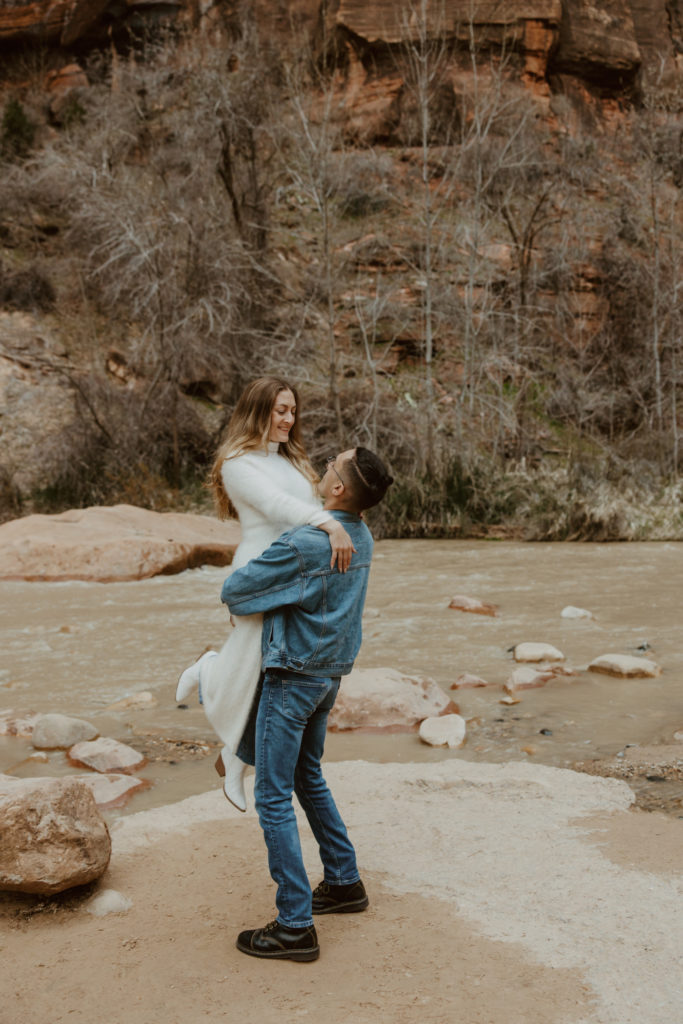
xmin=321 ymin=520 xmax=356 ymax=572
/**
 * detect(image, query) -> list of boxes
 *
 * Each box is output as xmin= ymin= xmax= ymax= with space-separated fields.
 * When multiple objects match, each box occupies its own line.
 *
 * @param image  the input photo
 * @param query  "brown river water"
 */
xmin=2 ymin=540 xmax=682 ymax=818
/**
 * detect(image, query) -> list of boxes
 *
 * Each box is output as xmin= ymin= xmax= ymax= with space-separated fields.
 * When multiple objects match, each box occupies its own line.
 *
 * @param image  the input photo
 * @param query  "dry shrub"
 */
xmin=0 ymin=260 xmax=55 ymax=312
xmin=32 ymin=373 xmax=213 ymax=511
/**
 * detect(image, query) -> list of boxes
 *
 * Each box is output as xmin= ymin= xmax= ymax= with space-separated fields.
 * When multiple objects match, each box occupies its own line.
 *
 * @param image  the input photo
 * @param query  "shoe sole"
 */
xmin=235 ymin=939 xmax=319 ymax=962
xmin=312 ymin=897 xmax=369 ymax=915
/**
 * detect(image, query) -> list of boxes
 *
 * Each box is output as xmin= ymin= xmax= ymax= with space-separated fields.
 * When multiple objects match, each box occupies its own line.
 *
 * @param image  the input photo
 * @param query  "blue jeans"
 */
xmin=237 ymin=670 xmax=360 ymax=928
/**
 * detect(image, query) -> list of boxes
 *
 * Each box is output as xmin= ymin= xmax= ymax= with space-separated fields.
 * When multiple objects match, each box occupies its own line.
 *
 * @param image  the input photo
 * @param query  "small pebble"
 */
xmin=539 ymin=728 xmax=553 ymax=736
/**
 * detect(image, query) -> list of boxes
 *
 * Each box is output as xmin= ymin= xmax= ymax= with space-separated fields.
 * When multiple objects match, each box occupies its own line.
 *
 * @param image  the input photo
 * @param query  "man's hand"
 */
xmin=328 ymin=522 xmax=356 ymax=573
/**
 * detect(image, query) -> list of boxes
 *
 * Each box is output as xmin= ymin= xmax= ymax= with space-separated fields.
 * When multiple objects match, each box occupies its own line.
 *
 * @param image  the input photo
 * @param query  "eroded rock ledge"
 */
xmin=2 ymin=1 xmax=681 ymax=106
xmin=0 ymin=504 xmax=240 ymax=582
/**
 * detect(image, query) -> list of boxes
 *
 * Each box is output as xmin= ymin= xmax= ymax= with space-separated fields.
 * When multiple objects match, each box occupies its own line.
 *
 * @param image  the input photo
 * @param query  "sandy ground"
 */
xmin=2 ymin=760 xmax=682 ymax=1024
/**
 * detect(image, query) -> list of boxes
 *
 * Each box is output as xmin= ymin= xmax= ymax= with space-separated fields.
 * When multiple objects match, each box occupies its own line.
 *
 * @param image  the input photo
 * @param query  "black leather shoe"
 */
xmin=236 ymin=919 xmax=320 ymax=962
xmin=312 ymin=879 xmax=369 ymax=915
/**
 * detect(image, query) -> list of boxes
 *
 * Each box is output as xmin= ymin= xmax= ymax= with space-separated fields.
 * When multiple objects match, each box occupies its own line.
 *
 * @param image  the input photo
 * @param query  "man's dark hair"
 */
xmin=346 ymin=447 xmax=394 ymax=510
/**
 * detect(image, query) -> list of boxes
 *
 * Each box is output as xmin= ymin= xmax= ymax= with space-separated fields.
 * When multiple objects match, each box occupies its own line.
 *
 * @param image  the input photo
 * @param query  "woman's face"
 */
xmin=269 ymin=389 xmax=296 ymax=444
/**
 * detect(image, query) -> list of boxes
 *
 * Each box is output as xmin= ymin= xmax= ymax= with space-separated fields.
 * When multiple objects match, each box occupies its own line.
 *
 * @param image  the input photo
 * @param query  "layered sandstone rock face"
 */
xmin=309 ymin=1 xmax=680 ymax=140
xmin=326 ymin=0 xmax=561 ymax=48
xmin=1 ymin=1 xmax=679 ymax=93
xmin=0 ymin=0 xmax=218 ymax=47
xmin=0 ymin=0 xmax=113 ymax=46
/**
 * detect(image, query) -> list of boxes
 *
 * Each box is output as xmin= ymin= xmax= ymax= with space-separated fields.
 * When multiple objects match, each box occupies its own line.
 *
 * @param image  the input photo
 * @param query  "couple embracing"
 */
xmin=176 ymin=377 xmax=393 ymax=962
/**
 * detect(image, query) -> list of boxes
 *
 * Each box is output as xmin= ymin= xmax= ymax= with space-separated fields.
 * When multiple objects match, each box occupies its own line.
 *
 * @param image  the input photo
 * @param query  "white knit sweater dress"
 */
xmin=200 ymin=442 xmax=331 ymax=756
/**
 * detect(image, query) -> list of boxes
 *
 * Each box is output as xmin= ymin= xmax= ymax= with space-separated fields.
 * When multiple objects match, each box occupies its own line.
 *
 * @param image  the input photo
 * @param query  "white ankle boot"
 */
xmin=175 ymin=650 xmax=217 ymax=703
xmin=216 ymin=748 xmax=247 ymax=812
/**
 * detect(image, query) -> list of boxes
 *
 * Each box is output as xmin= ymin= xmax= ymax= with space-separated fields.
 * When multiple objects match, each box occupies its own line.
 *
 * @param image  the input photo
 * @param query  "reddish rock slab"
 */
xmin=329 ymin=667 xmax=457 ymax=732
xmin=0 ymin=504 xmax=240 ymax=582
xmin=448 ymin=595 xmax=499 ymax=617
xmin=68 ymin=737 xmax=146 ymax=774
xmin=451 ymin=673 xmax=492 ymax=690
xmin=0 ymin=775 xmax=111 ymax=895
xmin=588 ymin=654 xmax=661 ymax=679
xmin=47 ymin=63 xmax=88 ymax=93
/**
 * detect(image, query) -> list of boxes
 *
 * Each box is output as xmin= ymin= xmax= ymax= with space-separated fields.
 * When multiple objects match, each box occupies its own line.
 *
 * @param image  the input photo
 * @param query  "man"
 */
xmin=220 ymin=446 xmax=393 ymax=963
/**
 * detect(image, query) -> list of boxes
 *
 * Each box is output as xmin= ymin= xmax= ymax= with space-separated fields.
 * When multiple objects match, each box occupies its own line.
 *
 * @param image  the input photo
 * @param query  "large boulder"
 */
xmin=329 ymin=667 xmax=457 ymax=731
xmin=31 ymin=713 xmax=99 ymax=750
xmin=0 ymin=776 xmax=111 ymax=894
xmin=553 ymin=0 xmax=641 ymax=79
xmin=0 ymin=505 xmax=240 ymax=582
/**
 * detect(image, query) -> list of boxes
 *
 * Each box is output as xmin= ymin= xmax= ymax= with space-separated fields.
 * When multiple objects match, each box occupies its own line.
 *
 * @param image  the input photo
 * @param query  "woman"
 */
xmin=176 ymin=376 xmax=354 ymax=811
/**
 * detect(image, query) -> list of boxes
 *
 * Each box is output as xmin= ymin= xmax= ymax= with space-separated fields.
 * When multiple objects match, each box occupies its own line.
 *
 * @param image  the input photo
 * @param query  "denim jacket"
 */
xmin=220 ymin=510 xmax=373 ymax=677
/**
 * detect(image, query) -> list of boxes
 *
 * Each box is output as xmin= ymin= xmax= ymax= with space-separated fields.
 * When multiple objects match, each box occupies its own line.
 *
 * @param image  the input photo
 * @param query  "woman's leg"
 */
xmin=195 ymin=613 xmax=264 ymax=810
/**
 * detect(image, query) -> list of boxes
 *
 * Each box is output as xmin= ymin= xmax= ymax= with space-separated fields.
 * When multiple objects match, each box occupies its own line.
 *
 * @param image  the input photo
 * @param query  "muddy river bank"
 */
xmin=2 ymin=540 xmax=682 ymax=818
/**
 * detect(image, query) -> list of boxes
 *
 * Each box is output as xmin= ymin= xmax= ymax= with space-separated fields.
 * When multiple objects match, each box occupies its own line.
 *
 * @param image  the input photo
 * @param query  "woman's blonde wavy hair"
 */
xmin=210 ymin=376 xmax=319 ymax=520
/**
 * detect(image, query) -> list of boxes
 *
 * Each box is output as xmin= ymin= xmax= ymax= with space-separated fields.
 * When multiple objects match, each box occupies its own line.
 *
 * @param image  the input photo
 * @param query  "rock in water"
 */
xmin=451 ymin=673 xmax=492 ymax=689
xmin=0 ymin=710 xmax=40 ymax=737
xmin=32 ymin=713 xmax=99 ymax=749
xmin=588 ymin=654 xmax=661 ymax=678
xmin=105 ymin=692 xmax=157 ymax=712
xmin=329 ymin=667 xmax=456 ymax=731
xmin=419 ymin=714 xmax=467 ymax=749
xmin=513 ymin=642 xmax=565 ymax=663
xmin=504 ymin=665 xmax=556 ymax=693
xmin=68 ymin=737 xmax=146 ymax=773
xmin=72 ymin=773 xmax=147 ymax=809
xmin=448 ymin=595 xmax=499 ymax=616
xmin=561 ymin=606 xmax=593 ymax=619
xmin=0 ymin=776 xmax=111 ymax=894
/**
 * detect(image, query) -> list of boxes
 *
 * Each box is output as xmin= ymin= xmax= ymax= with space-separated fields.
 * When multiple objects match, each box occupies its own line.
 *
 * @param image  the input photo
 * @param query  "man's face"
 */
xmin=319 ymin=449 xmax=355 ymax=500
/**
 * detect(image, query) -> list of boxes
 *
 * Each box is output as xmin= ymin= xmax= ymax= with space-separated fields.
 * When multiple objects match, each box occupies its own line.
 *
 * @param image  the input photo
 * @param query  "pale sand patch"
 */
xmin=1 ymin=760 xmax=681 ymax=1024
